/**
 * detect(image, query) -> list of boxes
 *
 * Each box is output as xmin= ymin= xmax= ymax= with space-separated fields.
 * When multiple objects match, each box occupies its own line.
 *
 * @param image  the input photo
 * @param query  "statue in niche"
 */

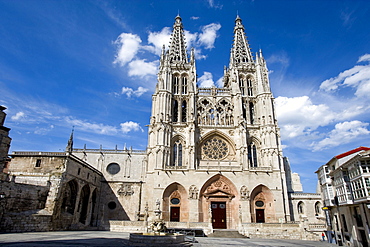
xmin=240 ymin=186 xmax=249 ymax=200
xmin=189 ymin=185 xmax=198 ymax=200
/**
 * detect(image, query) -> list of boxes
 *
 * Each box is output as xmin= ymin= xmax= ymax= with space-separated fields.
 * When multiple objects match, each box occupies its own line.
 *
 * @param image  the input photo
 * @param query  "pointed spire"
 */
xmin=168 ymin=15 xmax=188 ymax=63
xmin=230 ymin=15 xmax=253 ymax=66
xmin=65 ymin=127 xmax=74 ymax=153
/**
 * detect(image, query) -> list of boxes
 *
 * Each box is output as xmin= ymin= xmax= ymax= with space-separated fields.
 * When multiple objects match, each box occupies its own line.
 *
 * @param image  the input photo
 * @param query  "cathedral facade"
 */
xmin=1 ymin=16 xmax=324 ymax=238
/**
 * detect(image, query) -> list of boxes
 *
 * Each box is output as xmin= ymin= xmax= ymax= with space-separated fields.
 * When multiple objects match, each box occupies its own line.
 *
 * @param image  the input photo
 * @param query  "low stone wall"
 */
xmin=239 ymin=223 xmax=324 ymax=241
xmin=0 ymin=210 xmax=52 ymax=232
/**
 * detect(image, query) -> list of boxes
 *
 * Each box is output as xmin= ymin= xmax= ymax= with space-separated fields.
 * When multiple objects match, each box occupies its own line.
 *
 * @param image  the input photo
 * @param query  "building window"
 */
xmin=108 ymin=201 xmax=117 ymax=210
xmin=35 ymin=159 xmax=41 ymax=167
xmin=314 ymin=201 xmax=321 ymax=216
xmin=247 ymin=78 xmax=253 ymax=96
xmin=182 ymin=77 xmax=188 ymax=94
xmin=297 ymin=201 xmax=304 ymax=214
xmin=202 ymin=137 xmax=229 ymax=160
xmin=181 ymin=100 xmax=187 ymax=122
xmin=172 ymin=140 xmax=183 ymax=166
xmin=341 ymin=214 xmax=348 ymax=232
xmin=107 ymin=163 xmax=120 ymax=175
xmin=173 ymin=75 xmax=179 ymax=94
xmin=173 ymin=100 xmax=179 ymax=122
xmin=248 ymin=143 xmax=258 ymax=167
xmin=239 ymin=77 xmax=246 ymax=95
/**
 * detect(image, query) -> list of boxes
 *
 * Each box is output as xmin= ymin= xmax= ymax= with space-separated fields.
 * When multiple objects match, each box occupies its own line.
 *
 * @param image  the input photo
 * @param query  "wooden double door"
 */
xmin=211 ymin=202 xmax=227 ymax=229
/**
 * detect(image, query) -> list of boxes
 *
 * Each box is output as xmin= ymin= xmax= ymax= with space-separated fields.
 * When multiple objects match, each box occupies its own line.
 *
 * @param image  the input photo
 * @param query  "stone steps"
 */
xmin=207 ymin=229 xmax=247 ymax=238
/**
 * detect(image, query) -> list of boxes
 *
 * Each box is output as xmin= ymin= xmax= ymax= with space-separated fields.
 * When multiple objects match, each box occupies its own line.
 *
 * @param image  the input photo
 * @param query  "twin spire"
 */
xmin=166 ymin=14 xmax=253 ymax=67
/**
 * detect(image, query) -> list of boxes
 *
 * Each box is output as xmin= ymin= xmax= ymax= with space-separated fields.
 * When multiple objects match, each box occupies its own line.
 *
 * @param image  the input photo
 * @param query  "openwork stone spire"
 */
xmin=230 ymin=15 xmax=253 ymax=66
xmin=168 ymin=15 xmax=188 ymax=63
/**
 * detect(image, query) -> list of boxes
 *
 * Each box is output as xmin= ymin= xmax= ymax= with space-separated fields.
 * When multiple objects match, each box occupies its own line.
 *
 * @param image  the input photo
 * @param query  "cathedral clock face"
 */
xmin=202 ymin=137 xmax=229 ymax=160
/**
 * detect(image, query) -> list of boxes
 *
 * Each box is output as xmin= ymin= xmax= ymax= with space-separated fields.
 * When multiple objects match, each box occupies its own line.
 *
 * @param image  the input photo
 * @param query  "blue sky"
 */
xmin=1 ymin=0 xmax=370 ymax=193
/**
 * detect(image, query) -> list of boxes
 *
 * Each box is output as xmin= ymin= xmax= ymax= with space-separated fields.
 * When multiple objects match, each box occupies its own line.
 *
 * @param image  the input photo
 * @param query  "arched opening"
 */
xmin=79 ymin=184 xmax=90 ymax=224
xmin=90 ymin=189 xmax=97 ymax=226
xmin=248 ymin=143 xmax=258 ymax=167
xmin=162 ymin=183 xmax=188 ymax=222
xmin=315 ymin=201 xmax=321 ymax=216
xmin=173 ymin=75 xmax=179 ymax=94
xmin=61 ymin=179 xmax=78 ymax=215
xmin=247 ymin=77 xmax=253 ymax=96
xmin=298 ymin=201 xmax=305 ymax=214
xmin=173 ymin=100 xmax=179 ymax=122
xmin=181 ymin=100 xmax=187 ymax=122
xmin=182 ymin=76 xmax=188 ymax=94
xmin=199 ymin=174 xmax=238 ymax=229
xmin=250 ymin=185 xmax=275 ymax=223
xmin=249 ymin=102 xmax=255 ymax=124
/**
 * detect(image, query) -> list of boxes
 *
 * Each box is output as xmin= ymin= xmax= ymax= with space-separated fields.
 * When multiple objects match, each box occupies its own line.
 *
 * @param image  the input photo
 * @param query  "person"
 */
xmin=322 ymin=232 xmax=325 ymax=241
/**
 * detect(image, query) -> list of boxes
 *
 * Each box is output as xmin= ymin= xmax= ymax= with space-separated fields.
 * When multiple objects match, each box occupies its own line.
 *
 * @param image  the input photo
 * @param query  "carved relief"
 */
xmin=203 ymin=177 xmax=234 ymax=200
xmin=117 ymin=183 xmax=134 ymax=196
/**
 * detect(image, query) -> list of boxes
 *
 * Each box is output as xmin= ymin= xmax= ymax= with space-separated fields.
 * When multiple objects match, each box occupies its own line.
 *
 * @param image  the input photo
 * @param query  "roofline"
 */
xmin=335 ymin=146 xmax=370 ymax=159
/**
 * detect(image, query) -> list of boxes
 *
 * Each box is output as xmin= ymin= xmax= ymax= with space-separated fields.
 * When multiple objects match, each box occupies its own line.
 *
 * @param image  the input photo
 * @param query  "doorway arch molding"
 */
xmin=249 ymin=184 xmax=276 ymax=223
xmin=199 ymin=174 xmax=239 ymax=229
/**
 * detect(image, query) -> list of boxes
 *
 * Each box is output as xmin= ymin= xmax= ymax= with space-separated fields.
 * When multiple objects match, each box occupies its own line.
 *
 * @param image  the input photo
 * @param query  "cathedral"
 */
xmin=0 ymin=15 xmax=324 ymax=239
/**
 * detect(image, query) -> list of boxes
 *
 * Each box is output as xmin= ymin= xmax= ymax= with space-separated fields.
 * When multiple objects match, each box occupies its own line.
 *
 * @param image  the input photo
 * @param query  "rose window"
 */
xmin=202 ymin=137 xmax=229 ymax=160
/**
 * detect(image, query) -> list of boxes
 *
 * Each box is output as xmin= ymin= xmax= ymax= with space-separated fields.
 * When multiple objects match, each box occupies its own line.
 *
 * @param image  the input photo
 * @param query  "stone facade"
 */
xmin=0 ymin=106 xmax=11 ymax=179
xmin=0 ymin=15 xmax=325 ymax=240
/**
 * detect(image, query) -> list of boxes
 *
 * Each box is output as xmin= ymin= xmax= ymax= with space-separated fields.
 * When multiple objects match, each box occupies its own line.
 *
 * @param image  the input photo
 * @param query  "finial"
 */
xmin=66 ymin=126 xmax=74 ymax=153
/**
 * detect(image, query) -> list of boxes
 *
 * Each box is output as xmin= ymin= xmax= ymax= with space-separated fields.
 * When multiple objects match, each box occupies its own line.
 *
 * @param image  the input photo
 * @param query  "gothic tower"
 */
xmin=144 ymin=15 xmax=291 ymax=228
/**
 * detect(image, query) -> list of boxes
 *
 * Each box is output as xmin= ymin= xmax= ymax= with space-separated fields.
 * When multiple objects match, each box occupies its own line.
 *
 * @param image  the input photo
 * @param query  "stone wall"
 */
xmin=239 ymin=222 xmax=324 ymax=241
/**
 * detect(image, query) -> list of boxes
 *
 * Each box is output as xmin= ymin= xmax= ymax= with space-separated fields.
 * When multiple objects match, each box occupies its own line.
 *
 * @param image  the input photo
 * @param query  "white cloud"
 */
xmin=215 ymin=76 xmax=224 ymax=87
xmin=311 ymin=121 xmax=370 ymax=151
xmin=358 ymin=54 xmax=370 ymax=63
xmin=121 ymin=86 xmax=148 ymax=98
xmin=11 ymin=111 xmax=25 ymax=121
xmin=128 ymin=59 xmax=158 ymax=77
xmin=120 ymin=121 xmax=143 ymax=133
xmin=113 ymin=33 xmax=142 ymax=66
xmin=147 ymin=27 xmax=172 ymax=55
xmin=198 ymin=72 xmax=215 ymax=87
xmin=275 ymin=96 xmax=335 ymax=138
xmin=198 ymin=23 xmax=221 ymax=49
xmin=65 ymin=117 xmax=118 ymax=135
xmin=207 ymin=0 xmax=223 ymax=9
xmin=319 ymin=54 xmax=370 ymax=98
xmin=190 ymin=16 xmax=200 ymax=20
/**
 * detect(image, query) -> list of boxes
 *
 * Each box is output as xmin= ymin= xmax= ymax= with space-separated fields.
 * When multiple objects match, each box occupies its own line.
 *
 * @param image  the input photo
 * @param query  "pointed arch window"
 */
xmin=247 ymin=78 xmax=253 ymax=96
xmin=181 ymin=100 xmax=187 ymax=122
xmin=182 ymin=77 xmax=188 ymax=94
xmin=173 ymin=75 xmax=179 ymax=94
xmin=298 ymin=201 xmax=305 ymax=214
xmin=239 ymin=77 xmax=246 ymax=95
xmin=172 ymin=140 xmax=183 ymax=166
xmin=173 ymin=100 xmax=179 ymax=122
xmin=248 ymin=143 xmax=258 ymax=167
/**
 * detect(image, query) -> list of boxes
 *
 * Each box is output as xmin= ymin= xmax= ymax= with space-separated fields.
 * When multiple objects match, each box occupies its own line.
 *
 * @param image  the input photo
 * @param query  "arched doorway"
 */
xmin=199 ymin=174 xmax=238 ymax=229
xmin=250 ymin=185 xmax=275 ymax=223
xmin=162 ymin=183 xmax=188 ymax=222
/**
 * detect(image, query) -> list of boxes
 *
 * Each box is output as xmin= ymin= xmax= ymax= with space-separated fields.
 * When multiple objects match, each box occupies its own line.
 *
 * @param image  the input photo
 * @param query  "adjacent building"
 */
xmin=316 ymin=147 xmax=370 ymax=246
